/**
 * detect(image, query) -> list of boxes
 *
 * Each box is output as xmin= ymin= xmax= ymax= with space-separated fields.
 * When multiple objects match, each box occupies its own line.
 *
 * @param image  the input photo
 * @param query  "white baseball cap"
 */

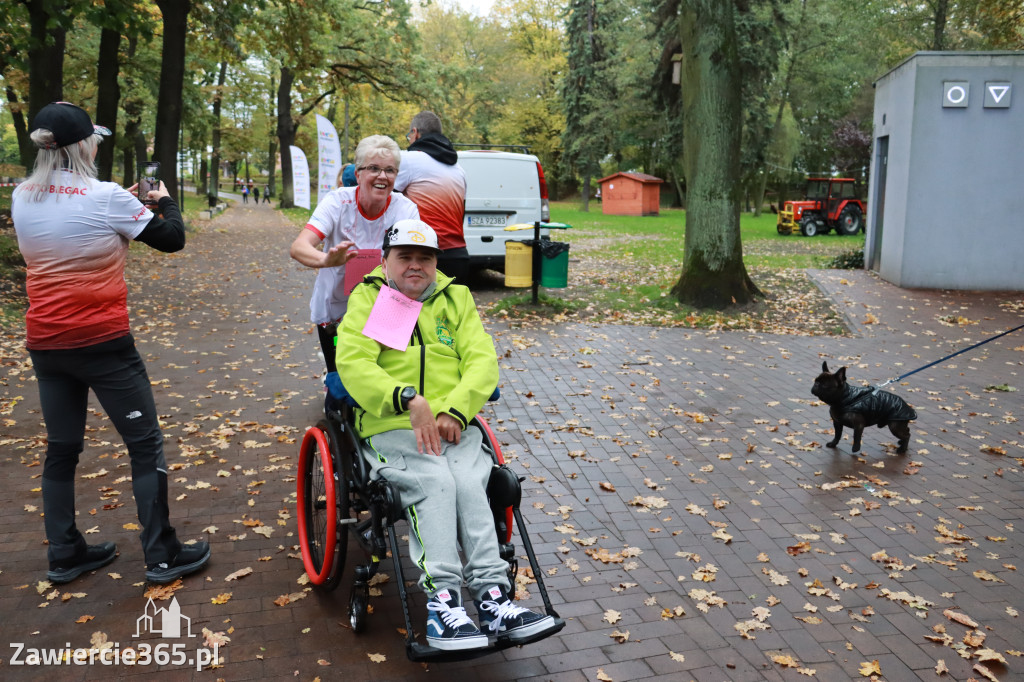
xmin=382 ymin=219 xmax=441 ymax=252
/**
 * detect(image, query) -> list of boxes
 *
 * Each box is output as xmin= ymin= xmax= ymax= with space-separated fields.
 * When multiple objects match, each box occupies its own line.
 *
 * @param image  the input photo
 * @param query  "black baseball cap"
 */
xmin=30 ymin=102 xmax=112 ymax=149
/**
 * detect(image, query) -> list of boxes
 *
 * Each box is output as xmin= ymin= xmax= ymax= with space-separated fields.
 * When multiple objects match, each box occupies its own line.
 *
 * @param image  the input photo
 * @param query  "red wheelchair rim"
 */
xmin=296 ymin=426 xmax=337 ymax=585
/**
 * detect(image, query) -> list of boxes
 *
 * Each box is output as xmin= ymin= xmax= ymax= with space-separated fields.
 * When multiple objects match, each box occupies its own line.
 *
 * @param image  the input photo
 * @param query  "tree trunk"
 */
xmin=120 ymin=35 xmax=140 ymax=187
xmin=153 ymin=0 xmax=190 ymax=200
xmin=209 ymin=60 xmax=226 ymax=207
xmin=931 ymin=0 xmax=949 ymax=51
xmin=670 ymin=0 xmax=758 ymax=308
xmin=669 ymin=163 xmax=685 ymax=208
xmin=752 ymin=171 xmax=769 ymax=217
xmin=4 ymin=86 xmax=31 ymax=171
xmin=753 ymin=0 xmax=805 ymax=218
xmin=266 ymin=74 xmax=277 ymax=197
xmin=95 ymin=26 xmax=121 ymax=182
xmin=342 ymin=98 xmax=349 ymax=162
xmin=135 ymin=130 xmax=147 ymax=178
xmin=198 ymin=155 xmax=207 ymax=195
xmin=26 ymin=0 xmax=67 ymax=168
xmin=277 ymin=67 xmax=296 ymax=209
xmin=122 ymin=119 xmax=137 ymax=188
xmin=581 ymin=174 xmax=591 ymax=212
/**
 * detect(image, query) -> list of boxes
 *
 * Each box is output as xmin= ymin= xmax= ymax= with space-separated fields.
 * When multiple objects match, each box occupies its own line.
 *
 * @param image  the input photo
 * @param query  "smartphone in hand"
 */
xmin=138 ymin=162 xmax=160 ymax=205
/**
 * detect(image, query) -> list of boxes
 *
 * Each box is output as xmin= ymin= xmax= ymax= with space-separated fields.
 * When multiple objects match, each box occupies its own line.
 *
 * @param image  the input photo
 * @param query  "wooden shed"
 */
xmin=597 ymin=172 xmax=663 ymax=216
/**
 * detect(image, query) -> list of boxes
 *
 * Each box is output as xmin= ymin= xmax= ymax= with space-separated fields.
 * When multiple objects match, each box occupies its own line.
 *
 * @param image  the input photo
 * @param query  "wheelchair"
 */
xmin=296 ymin=385 xmax=565 ymax=662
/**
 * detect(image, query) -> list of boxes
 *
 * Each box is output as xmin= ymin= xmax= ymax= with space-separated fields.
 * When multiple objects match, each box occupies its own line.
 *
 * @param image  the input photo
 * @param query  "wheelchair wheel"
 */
xmin=297 ymin=423 xmax=347 ymax=591
xmin=317 ymin=418 xmax=352 ymax=568
xmin=349 ymin=583 xmax=369 ymax=633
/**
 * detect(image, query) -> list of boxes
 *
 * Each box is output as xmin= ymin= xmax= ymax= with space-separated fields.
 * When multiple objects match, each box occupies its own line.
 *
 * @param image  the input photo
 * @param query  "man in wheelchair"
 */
xmin=336 ymin=219 xmax=554 ymax=651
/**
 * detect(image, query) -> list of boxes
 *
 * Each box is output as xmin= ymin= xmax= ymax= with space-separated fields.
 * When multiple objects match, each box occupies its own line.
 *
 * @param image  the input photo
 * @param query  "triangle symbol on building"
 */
xmin=988 ymin=84 xmax=1010 ymax=103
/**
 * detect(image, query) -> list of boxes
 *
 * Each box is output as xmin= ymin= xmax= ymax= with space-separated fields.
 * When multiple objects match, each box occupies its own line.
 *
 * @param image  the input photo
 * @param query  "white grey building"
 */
xmin=867 ymin=51 xmax=1024 ymax=290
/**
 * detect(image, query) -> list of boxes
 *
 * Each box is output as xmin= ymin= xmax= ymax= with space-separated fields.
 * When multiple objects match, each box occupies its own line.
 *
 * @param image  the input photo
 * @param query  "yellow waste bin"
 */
xmin=504 ymin=241 xmax=533 ymax=287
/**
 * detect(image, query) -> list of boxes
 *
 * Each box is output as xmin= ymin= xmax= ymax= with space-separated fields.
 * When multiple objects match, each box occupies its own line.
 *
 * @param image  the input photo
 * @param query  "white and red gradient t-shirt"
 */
xmin=12 ymin=171 xmax=153 ymax=350
xmin=304 ymin=186 xmax=419 ymax=324
xmin=394 ymin=151 xmax=467 ymax=251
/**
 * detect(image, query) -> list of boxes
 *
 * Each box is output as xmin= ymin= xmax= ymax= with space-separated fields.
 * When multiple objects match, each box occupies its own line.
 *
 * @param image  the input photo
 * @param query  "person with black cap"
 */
xmin=12 ymin=102 xmax=211 ymax=585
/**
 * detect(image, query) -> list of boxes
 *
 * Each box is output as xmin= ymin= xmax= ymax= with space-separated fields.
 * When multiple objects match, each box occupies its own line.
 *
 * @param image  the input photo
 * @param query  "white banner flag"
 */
xmin=290 ymin=145 xmax=310 ymax=209
xmin=316 ymin=114 xmax=342 ymax=207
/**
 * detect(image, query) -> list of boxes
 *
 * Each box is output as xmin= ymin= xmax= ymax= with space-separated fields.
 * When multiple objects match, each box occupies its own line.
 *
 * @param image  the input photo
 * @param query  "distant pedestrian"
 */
xmin=263 ymin=185 xmax=271 ymax=204
xmin=242 ymin=185 xmax=249 ymax=203
xmin=253 ymin=186 xmax=260 ymax=203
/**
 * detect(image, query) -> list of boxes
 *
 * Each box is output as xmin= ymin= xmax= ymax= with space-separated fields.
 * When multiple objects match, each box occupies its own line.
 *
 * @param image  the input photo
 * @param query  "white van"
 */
xmin=457 ymin=150 xmax=551 ymax=271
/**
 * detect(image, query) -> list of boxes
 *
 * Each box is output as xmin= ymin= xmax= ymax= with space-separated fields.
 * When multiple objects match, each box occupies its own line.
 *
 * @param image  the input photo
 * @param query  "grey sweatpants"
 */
xmin=362 ymin=427 xmax=511 ymax=600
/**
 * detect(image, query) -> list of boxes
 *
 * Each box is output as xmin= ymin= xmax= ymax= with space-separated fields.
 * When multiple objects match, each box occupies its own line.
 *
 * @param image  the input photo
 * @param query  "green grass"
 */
xmin=488 ymin=291 xmax=585 ymax=318
xmin=178 ymin=192 xmax=209 ymax=225
xmin=481 ymin=200 xmax=862 ymax=333
xmin=549 ymin=201 xmax=864 ymax=270
xmin=277 ymin=205 xmax=313 ymax=228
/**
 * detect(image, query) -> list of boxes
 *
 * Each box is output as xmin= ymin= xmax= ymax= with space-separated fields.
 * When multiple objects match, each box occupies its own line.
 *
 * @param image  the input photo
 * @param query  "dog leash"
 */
xmin=874 ymin=322 xmax=1024 ymax=391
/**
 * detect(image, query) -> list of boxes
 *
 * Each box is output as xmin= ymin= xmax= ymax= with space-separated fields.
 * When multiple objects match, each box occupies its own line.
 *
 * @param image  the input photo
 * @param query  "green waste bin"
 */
xmin=538 ymin=240 xmax=570 ymax=288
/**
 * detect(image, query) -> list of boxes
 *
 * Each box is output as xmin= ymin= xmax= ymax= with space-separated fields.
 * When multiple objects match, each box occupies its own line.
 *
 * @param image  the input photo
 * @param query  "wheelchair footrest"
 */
xmin=405 ymin=617 xmax=565 ymax=663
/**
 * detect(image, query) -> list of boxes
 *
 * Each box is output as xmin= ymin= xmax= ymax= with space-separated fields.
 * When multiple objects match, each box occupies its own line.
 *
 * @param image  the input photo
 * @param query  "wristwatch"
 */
xmin=400 ymin=386 xmax=417 ymax=411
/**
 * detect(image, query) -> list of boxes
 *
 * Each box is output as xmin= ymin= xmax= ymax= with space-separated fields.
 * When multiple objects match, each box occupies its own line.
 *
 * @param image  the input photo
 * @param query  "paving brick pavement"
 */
xmin=1 ymin=200 xmax=1021 ymax=681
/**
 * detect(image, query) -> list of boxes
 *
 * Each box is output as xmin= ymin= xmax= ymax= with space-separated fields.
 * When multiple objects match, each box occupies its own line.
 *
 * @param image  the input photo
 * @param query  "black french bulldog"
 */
xmin=811 ymin=361 xmax=917 ymax=454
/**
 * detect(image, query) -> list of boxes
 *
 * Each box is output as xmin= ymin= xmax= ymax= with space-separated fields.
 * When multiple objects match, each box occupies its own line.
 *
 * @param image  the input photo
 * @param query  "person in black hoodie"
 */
xmin=395 ymin=112 xmax=469 ymax=285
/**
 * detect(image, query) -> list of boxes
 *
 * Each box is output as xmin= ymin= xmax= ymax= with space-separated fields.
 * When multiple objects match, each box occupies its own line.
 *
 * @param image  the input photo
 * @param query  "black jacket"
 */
xmin=839 ymin=386 xmax=918 ymax=425
xmin=408 ymin=132 xmax=458 ymax=166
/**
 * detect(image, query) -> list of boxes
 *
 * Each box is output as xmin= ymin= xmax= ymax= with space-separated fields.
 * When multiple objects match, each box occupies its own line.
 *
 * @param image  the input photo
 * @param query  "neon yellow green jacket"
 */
xmin=336 ymin=266 xmax=499 ymax=438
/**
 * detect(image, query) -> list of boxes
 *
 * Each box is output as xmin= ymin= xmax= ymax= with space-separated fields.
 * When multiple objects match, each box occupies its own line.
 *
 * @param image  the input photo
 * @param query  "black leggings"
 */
xmin=30 ymin=335 xmax=179 ymax=564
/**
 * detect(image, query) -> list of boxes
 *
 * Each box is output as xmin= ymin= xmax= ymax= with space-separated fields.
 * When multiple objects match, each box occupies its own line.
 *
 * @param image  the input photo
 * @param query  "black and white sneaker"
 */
xmin=145 ymin=541 xmax=211 ymax=583
xmin=47 ymin=542 xmax=117 ymax=584
xmin=475 ymin=584 xmax=554 ymax=642
xmin=425 ymin=588 xmax=488 ymax=650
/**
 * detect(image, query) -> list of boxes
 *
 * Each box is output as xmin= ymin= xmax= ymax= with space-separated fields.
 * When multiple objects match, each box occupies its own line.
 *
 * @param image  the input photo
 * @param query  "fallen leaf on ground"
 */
xmin=711 ymin=528 xmax=732 ymax=543
xmin=144 ymin=579 xmax=184 ymax=600
xmin=973 ymin=663 xmax=999 ymax=682
xmin=772 ymin=653 xmax=800 ymax=668
xmin=975 ymin=649 xmax=1007 ymax=664
xmin=224 ymin=567 xmax=253 ymax=582
xmin=274 ymin=591 xmax=308 ymax=606
xmin=943 ymin=609 xmax=979 ymax=628
xmin=202 ymin=627 xmax=230 ymax=647
xmin=973 ymin=569 xmax=1003 ymax=583
xmin=859 ymin=660 xmax=881 ymax=676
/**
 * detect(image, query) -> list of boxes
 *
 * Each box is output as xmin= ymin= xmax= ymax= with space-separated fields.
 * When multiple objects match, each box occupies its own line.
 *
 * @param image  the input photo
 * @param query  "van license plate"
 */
xmin=467 ymin=215 xmax=507 ymax=227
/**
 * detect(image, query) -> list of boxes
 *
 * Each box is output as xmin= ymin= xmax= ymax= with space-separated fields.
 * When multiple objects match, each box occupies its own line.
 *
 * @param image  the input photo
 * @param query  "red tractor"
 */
xmin=776 ymin=177 xmax=866 ymax=236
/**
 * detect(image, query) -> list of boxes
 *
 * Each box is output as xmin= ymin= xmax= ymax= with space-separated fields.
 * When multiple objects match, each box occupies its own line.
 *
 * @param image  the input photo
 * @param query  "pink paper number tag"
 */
xmin=362 ymin=286 xmax=423 ymax=351
xmin=343 ymin=249 xmax=380 ymax=295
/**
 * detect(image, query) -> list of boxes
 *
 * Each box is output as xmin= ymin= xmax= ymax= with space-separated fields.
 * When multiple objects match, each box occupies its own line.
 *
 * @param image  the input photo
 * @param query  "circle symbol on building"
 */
xmin=947 ymin=86 xmax=966 ymax=104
